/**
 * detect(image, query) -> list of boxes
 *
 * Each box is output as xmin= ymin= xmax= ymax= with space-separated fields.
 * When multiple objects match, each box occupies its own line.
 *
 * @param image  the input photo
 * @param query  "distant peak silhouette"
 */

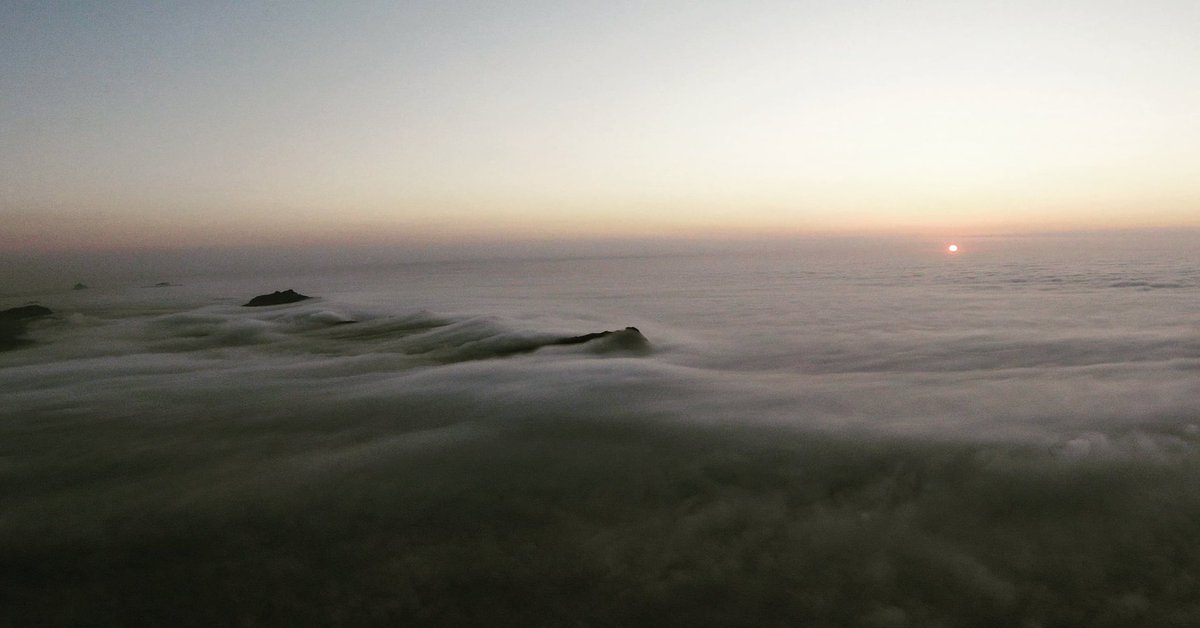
xmin=243 ymin=289 xmax=312 ymax=307
xmin=0 ymin=304 xmax=53 ymax=351
xmin=0 ymin=305 xmax=53 ymax=321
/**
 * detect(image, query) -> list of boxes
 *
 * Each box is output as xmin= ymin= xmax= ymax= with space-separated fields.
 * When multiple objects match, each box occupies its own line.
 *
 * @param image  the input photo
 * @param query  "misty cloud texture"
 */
xmin=2 ymin=240 xmax=1200 ymax=625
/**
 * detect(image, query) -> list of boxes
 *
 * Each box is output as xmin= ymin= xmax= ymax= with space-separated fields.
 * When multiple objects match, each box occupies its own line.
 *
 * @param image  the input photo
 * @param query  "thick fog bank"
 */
xmin=2 ymin=239 xmax=1199 ymax=625
xmin=4 ymin=404 xmax=1199 ymax=626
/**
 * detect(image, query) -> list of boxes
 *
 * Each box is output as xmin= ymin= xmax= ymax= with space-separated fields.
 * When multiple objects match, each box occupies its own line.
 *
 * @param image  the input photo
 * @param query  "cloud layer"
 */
xmin=2 ymin=251 xmax=1199 ymax=625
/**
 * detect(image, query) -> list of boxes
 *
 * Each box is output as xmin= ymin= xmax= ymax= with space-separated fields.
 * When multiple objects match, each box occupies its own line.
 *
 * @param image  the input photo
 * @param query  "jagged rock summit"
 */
xmin=551 ymin=326 xmax=651 ymax=353
xmin=481 ymin=326 xmax=652 ymax=359
xmin=243 ymin=289 xmax=312 ymax=307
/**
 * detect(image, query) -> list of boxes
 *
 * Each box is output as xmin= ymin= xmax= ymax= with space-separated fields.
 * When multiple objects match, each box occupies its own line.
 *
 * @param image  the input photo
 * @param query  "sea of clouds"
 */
xmin=2 ymin=242 xmax=1199 ymax=626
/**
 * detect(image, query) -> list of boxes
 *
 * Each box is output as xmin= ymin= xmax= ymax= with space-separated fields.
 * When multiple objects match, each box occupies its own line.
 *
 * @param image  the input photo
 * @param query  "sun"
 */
xmin=947 ymin=244 xmax=959 ymax=253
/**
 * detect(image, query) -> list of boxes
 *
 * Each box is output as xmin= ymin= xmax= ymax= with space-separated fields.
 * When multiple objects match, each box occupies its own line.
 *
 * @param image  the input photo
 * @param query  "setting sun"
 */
xmin=947 ymin=244 xmax=959 ymax=253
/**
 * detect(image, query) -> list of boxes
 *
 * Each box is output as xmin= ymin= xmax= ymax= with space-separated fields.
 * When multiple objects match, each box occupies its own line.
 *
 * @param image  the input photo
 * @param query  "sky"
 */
xmin=2 ymin=1 xmax=1199 ymax=253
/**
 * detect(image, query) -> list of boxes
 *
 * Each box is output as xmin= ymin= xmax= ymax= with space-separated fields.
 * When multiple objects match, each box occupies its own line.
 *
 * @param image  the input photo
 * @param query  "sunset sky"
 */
xmin=3 ymin=1 xmax=1199 ymax=252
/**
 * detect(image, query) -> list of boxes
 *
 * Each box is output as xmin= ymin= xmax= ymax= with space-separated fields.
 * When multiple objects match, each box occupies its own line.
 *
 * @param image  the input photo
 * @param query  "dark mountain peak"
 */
xmin=243 ymin=289 xmax=312 ymax=307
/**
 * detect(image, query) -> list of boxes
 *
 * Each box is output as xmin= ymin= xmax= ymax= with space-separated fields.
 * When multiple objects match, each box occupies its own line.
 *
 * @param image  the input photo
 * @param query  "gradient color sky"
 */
xmin=3 ymin=1 xmax=1199 ymax=252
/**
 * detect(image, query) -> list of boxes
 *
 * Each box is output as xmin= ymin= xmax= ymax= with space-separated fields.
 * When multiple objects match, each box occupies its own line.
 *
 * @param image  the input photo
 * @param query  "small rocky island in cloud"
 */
xmin=243 ymin=289 xmax=312 ymax=307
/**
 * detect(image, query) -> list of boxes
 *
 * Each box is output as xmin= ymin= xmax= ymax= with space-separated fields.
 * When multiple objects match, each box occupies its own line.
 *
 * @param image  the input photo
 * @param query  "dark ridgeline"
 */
xmin=0 ymin=305 xmax=53 ymax=321
xmin=550 ymin=326 xmax=650 ymax=352
xmin=481 ymin=326 xmax=651 ymax=358
xmin=0 ymin=304 xmax=53 ymax=351
xmin=243 ymin=289 xmax=312 ymax=307
xmin=1 ymin=289 xmax=649 ymax=359
xmin=237 ymin=290 xmax=648 ymax=356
